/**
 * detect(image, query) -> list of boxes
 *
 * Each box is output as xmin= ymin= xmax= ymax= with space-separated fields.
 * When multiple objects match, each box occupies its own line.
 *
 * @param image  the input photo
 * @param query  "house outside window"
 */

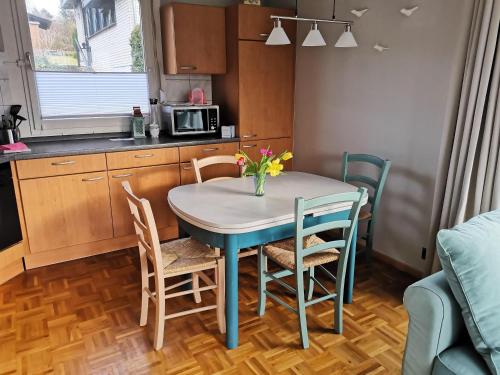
xmin=83 ymin=0 xmax=116 ymax=38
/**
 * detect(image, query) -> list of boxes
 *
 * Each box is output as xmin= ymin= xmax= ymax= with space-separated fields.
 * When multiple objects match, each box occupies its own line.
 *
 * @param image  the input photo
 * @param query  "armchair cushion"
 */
xmin=432 ymin=345 xmax=490 ymax=375
xmin=437 ymin=209 xmax=500 ymax=375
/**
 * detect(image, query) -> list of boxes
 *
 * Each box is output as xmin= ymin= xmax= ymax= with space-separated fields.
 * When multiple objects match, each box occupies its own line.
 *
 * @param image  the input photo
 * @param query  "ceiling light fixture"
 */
xmin=302 ymin=22 xmax=326 ymax=47
xmin=265 ymin=19 xmax=291 ymax=45
xmin=266 ymin=0 xmax=357 ymax=48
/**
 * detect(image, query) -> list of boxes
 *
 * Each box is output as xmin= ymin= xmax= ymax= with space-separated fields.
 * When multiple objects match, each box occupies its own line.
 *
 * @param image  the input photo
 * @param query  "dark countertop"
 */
xmin=0 ymin=134 xmax=240 ymax=164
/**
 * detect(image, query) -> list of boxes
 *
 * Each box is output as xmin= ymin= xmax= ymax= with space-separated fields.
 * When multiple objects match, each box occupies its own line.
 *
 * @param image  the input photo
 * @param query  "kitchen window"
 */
xmin=17 ymin=0 xmax=159 ymax=135
xmin=84 ymin=0 xmax=116 ymax=38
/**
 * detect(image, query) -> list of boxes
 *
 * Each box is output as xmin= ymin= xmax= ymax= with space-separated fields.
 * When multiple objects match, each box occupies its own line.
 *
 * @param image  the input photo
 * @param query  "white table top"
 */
xmin=168 ymin=172 xmax=367 ymax=234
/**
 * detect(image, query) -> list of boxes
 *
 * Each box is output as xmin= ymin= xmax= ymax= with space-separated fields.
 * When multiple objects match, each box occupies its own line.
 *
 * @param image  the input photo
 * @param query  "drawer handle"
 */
xmin=202 ymin=147 xmax=219 ymax=152
xmin=182 ymin=166 xmax=193 ymax=171
xmin=82 ymin=177 xmax=104 ymax=182
xmin=51 ymin=160 xmax=76 ymax=166
xmin=112 ymin=173 xmax=134 ymax=179
xmin=242 ymin=144 xmax=257 ymax=148
xmin=134 ymin=154 xmax=154 ymax=159
xmin=242 ymin=134 xmax=258 ymax=139
xmin=180 ymin=65 xmax=197 ymax=70
xmin=259 ymin=33 xmax=270 ymax=37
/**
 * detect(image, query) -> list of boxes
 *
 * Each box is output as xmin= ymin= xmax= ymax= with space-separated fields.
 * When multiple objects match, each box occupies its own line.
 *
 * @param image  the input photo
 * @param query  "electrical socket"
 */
xmin=421 ymin=247 xmax=427 ymax=260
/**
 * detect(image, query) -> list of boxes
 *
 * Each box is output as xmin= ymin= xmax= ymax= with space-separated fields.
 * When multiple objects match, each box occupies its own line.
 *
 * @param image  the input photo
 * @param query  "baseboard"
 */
xmin=372 ymin=249 xmax=423 ymax=278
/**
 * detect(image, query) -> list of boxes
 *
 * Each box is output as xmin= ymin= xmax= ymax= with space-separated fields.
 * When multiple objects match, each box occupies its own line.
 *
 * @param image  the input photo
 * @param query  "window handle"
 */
xmin=112 ymin=173 xmax=134 ymax=179
xmin=82 ymin=177 xmax=104 ymax=182
xmin=134 ymin=154 xmax=154 ymax=158
xmin=51 ymin=160 xmax=76 ymax=166
xmin=25 ymin=51 xmax=34 ymax=70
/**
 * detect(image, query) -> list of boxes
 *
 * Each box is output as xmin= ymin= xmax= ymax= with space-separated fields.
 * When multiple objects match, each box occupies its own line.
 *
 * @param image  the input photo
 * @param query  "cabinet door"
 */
xmin=238 ymin=5 xmax=296 ymax=42
xmin=239 ymin=41 xmax=295 ymax=140
xmin=20 ymin=172 xmax=113 ymax=253
xmin=161 ymin=3 xmax=226 ymax=74
xmin=108 ymin=165 xmax=180 ymax=237
xmin=240 ymin=137 xmax=293 ymax=170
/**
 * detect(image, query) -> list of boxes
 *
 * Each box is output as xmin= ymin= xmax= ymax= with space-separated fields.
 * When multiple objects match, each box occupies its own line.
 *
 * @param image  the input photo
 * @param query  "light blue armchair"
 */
xmin=402 ymin=271 xmax=491 ymax=375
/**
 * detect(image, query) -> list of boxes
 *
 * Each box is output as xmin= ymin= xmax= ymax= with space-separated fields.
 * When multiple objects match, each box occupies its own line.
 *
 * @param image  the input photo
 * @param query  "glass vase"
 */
xmin=253 ymin=173 xmax=266 ymax=196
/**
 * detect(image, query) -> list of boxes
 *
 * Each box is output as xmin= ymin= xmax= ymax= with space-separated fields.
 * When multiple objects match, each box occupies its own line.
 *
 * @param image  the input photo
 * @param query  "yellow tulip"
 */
xmin=266 ymin=160 xmax=284 ymax=177
xmin=282 ymin=152 xmax=293 ymax=161
xmin=235 ymin=153 xmax=245 ymax=160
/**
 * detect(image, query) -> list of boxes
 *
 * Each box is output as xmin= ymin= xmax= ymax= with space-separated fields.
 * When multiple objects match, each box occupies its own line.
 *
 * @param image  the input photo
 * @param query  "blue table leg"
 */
xmin=344 ymin=221 xmax=358 ymax=304
xmin=224 ymin=234 xmax=238 ymax=349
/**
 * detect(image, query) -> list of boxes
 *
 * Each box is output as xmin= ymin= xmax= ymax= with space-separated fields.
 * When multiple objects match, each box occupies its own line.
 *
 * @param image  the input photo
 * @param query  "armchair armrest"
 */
xmin=402 ymin=271 xmax=465 ymax=375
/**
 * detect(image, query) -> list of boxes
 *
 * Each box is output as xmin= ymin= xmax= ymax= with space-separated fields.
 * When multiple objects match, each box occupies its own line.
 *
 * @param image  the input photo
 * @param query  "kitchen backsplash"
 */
xmin=161 ymin=74 xmax=213 ymax=105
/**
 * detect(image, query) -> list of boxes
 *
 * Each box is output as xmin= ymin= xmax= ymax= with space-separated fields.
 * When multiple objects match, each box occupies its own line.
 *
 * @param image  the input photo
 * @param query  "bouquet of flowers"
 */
xmin=235 ymin=147 xmax=293 ymax=196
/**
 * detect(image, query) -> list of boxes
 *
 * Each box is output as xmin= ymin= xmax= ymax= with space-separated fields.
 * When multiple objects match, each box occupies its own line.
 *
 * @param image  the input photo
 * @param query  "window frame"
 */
xmin=14 ymin=0 xmax=161 ymax=136
xmin=83 ymin=0 xmax=117 ymax=38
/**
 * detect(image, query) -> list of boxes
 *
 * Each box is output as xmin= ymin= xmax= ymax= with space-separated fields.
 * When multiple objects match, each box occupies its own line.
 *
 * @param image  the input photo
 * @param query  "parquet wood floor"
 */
xmin=0 ymin=248 xmax=416 ymax=374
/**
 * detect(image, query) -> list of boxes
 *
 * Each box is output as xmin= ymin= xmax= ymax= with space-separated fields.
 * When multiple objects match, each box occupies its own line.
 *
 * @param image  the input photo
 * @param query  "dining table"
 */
xmin=167 ymin=171 xmax=367 ymax=349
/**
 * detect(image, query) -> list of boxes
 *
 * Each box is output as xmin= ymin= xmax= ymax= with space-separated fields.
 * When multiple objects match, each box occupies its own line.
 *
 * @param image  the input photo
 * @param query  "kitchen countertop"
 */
xmin=0 ymin=134 xmax=240 ymax=164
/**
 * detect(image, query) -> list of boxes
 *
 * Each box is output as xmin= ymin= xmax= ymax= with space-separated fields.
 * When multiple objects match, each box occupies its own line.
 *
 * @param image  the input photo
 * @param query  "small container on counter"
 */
xmin=131 ymin=106 xmax=146 ymax=138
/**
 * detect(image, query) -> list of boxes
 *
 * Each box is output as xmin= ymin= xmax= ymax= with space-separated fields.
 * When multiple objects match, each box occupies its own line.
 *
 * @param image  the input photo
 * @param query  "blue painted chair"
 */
xmin=341 ymin=152 xmax=391 ymax=259
xmin=257 ymin=188 xmax=366 ymax=349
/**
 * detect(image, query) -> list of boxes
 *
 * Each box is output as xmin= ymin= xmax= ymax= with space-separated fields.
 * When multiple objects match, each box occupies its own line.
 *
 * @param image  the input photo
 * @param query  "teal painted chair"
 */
xmin=257 ymin=188 xmax=366 ymax=349
xmin=341 ymin=152 xmax=391 ymax=259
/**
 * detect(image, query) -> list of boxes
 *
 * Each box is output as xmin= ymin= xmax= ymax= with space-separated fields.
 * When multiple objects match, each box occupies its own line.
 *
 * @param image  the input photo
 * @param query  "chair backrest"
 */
xmin=294 ymin=188 xmax=367 ymax=284
xmin=191 ymin=155 xmax=239 ymax=184
xmin=341 ymin=152 xmax=391 ymax=222
xmin=121 ymin=181 xmax=163 ymax=271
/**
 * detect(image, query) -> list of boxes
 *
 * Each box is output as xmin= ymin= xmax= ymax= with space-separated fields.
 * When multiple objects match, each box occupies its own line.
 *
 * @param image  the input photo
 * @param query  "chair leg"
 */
xmin=139 ymin=253 xmax=149 ymax=327
xmin=306 ymin=267 xmax=315 ymax=301
xmin=216 ymin=258 xmax=226 ymax=334
xmin=295 ymin=267 xmax=309 ymax=349
xmin=365 ymin=220 xmax=374 ymax=263
xmin=153 ymin=282 xmax=166 ymax=351
xmin=257 ymin=246 xmax=267 ymax=317
xmin=192 ymin=273 xmax=202 ymax=303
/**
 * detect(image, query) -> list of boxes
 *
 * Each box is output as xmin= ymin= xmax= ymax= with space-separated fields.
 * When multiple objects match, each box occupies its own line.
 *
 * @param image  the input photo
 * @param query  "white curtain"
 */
xmin=428 ymin=0 xmax=500 ymax=274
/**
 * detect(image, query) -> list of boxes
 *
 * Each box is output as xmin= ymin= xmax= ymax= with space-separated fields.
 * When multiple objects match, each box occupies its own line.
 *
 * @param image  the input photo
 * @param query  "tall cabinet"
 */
xmin=213 ymin=4 xmax=296 ymax=156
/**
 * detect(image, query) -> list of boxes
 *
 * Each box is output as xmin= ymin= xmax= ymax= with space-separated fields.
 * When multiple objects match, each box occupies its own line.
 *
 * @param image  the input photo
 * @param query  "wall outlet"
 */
xmin=421 ymin=247 xmax=427 ymax=260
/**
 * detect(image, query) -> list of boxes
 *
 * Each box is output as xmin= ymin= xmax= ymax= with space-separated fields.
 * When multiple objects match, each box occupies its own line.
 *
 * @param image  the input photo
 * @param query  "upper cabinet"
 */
xmin=160 ymin=3 xmax=226 ymax=75
xmin=237 ymin=5 xmax=296 ymax=42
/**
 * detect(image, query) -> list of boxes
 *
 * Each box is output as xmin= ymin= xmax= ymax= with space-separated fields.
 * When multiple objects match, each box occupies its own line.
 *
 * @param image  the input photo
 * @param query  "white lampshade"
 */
xmin=265 ymin=19 xmax=291 ymax=45
xmin=335 ymin=24 xmax=358 ymax=48
xmin=302 ymin=23 xmax=326 ymax=47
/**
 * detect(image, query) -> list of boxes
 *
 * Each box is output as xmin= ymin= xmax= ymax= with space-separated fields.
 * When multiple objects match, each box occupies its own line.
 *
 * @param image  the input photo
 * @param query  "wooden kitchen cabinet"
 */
xmin=161 ymin=3 xmax=226 ymax=75
xmin=238 ymin=41 xmax=294 ymax=140
xmin=237 ymin=4 xmax=296 ymax=42
xmin=240 ymin=137 xmax=293 ymax=170
xmin=108 ymin=165 xmax=180 ymax=237
xmin=213 ymin=4 xmax=295 ymax=142
xmin=20 ymin=172 xmax=113 ymax=253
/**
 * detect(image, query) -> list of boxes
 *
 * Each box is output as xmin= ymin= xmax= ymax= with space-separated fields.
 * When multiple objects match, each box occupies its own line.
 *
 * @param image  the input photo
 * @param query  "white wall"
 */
xmin=293 ymin=0 xmax=473 ymax=274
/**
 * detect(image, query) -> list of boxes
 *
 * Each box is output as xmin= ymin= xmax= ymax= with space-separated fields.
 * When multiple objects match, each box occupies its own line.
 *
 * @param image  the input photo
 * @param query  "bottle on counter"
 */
xmin=132 ymin=106 xmax=146 ymax=138
xmin=149 ymin=98 xmax=160 ymax=138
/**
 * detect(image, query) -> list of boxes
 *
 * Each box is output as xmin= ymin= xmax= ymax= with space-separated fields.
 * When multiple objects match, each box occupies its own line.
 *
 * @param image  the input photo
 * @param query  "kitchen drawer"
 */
xmin=179 ymin=142 xmax=239 ymax=163
xmin=16 ymin=154 xmax=107 ymax=180
xmin=106 ymin=148 xmax=179 ymax=170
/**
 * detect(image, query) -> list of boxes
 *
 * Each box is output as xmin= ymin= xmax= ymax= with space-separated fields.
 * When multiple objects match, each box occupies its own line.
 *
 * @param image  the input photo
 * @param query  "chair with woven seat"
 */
xmin=122 ymin=181 xmax=225 ymax=350
xmin=257 ymin=188 xmax=366 ymax=349
xmin=192 ymin=155 xmax=257 ymax=258
xmin=341 ymin=152 xmax=391 ymax=259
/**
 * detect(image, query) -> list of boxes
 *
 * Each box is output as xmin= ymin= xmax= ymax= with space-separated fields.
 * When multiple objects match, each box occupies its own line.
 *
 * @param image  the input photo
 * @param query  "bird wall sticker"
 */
xmin=400 ymin=6 xmax=419 ymax=17
xmin=350 ymin=8 xmax=369 ymax=18
xmin=374 ymin=44 xmax=390 ymax=52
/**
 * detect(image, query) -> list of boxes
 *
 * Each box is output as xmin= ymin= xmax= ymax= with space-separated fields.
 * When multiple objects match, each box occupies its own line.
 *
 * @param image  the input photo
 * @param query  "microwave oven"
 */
xmin=162 ymin=105 xmax=219 ymax=136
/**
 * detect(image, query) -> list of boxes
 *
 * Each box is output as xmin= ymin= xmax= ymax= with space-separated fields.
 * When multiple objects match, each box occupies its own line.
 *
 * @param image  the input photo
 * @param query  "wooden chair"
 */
xmin=121 ymin=181 xmax=225 ymax=350
xmin=192 ymin=155 xmax=257 ymax=258
xmin=257 ymin=188 xmax=366 ymax=349
xmin=341 ymin=152 xmax=391 ymax=259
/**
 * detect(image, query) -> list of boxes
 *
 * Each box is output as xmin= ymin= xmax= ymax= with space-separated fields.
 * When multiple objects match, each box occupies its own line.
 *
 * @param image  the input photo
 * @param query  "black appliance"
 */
xmin=0 ymin=163 xmax=22 ymax=250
